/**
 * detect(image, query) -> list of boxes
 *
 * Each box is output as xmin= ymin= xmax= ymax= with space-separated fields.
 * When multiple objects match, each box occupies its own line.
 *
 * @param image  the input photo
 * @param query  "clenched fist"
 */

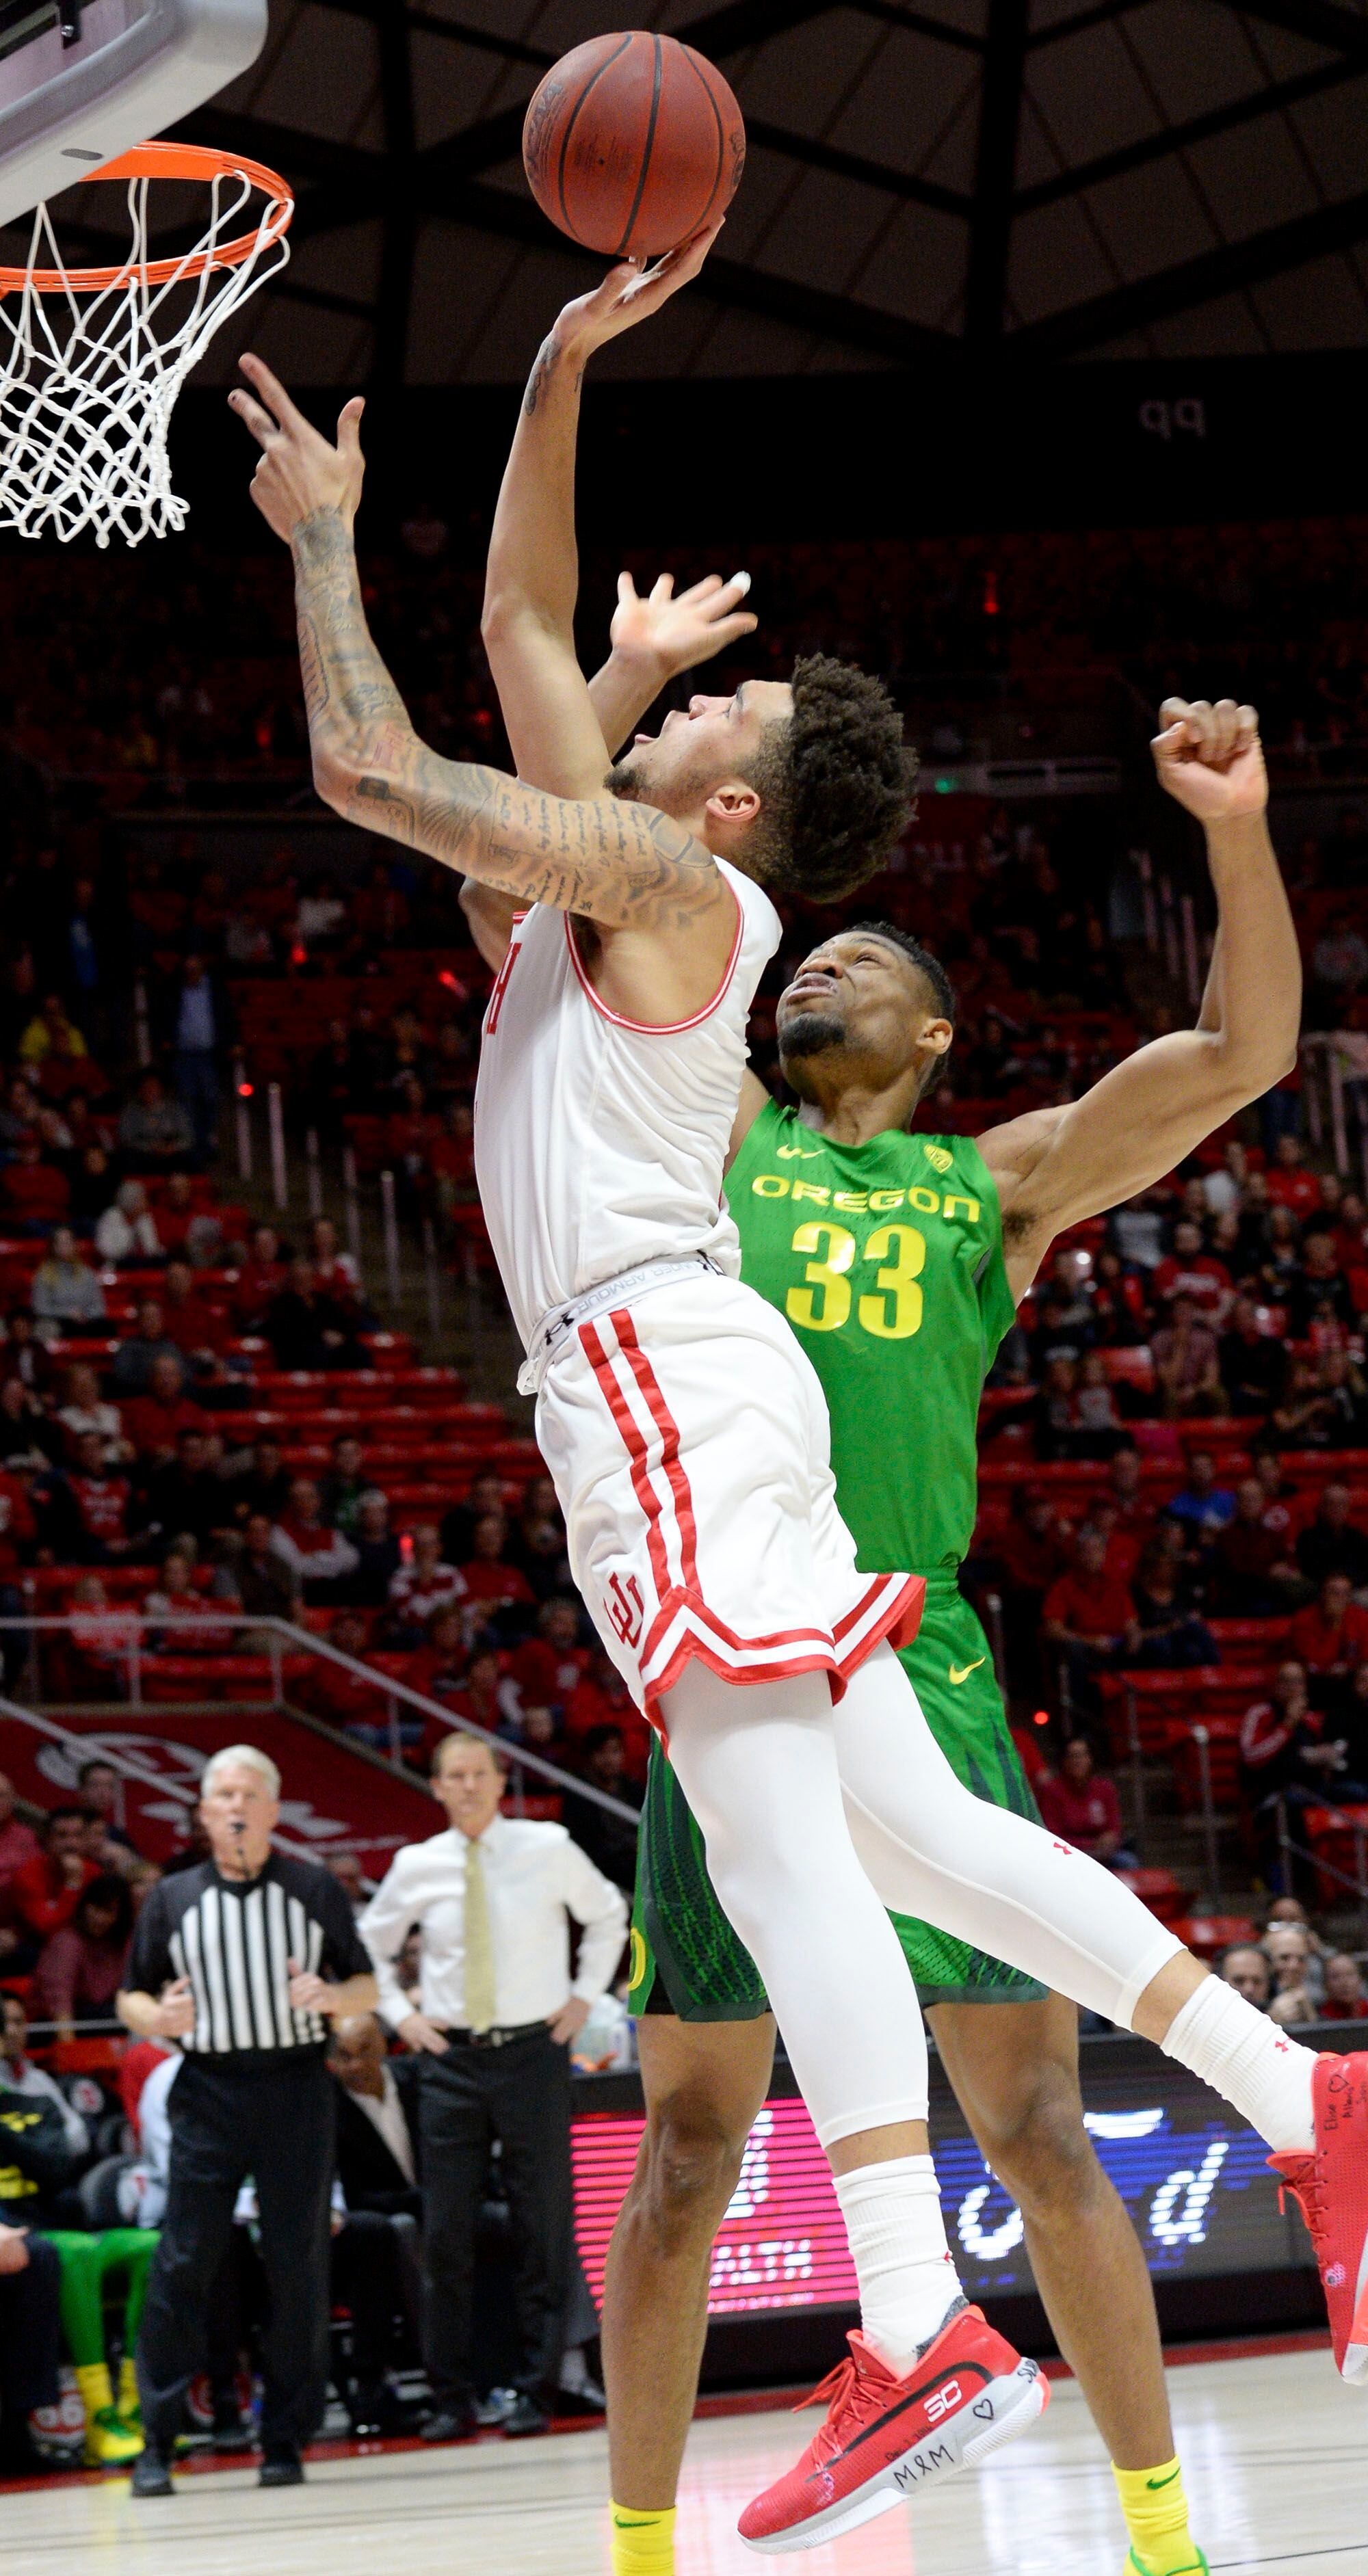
xmin=1152 ymin=698 xmax=1267 ymax=825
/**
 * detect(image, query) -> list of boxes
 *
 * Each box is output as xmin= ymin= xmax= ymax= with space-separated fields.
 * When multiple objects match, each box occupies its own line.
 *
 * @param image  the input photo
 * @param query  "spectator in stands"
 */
xmin=218 ymin=1511 xmax=299 ymax=1630
xmin=309 ymin=1217 xmax=364 ymax=1312
xmin=508 ymin=1495 xmax=573 ymax=1603
xmin=0 ymin=1770 xmax=40 ymax=1901
xmin=269 ymin=1476 xmax=359 ymax=1599
xmin=319 ymin=1431 xmax=369 ymax=1538
xmin=1266 ymin=1133 xmax=1322 ymax=1223
xmin=162 ymin=953 xmax=228 ymax=1164
xmin=1 ymin=1134 xmax=69 ymax=1232
xmin=1213 ymin=1477 xmax=1289 ymax=1616
xmin=231 ymin=1223 xmax=288 ymax=1332
xmin=121 ymin=1352 xmax=207 ymax=1467
xmin=1152 ymin=1294 xmax=1226 ymax=1420
xmin=62 ymin=1574 xmax=140 ymax=1699
xmin=29 ymin=1225 xmax=106 ymax=1333
xmin=111 ymin=1303 xmax=188 ymax=1400
xmin=1218 ymin=1944 xmax=1272 ymax=2008
xmin=143 ymin=1549 xmax=226 ymax=1651
xmin=94 ymin=1178 xmax=162 ymax=1266
xmin=428 ymin=1647 xmax=508 ymax=1744
xmin=1265 ymin=1919 xmax=1326 ymax=2013
xmin=61 ymin=1429 xmax=139 ymax=1564
xmin=1036 ymin=1736 xmax=1131 ymax=1868
xmin=408 ymin=1604 xmax=469 ymax=1705
xmin=440 ymin=1469 xmax=508 ymax=1569
xmin=56 ymin=1362 xmax=129 ymax=1466
xmin=360 ymin=1732 xmax=627 ymax=2444
xmin=1153 ymin=1218 xmax=1233 ymax=1323
xmin=1129 ymin=1539 xmax=1215 ymax=1668
xmin=345 ymin=1490 xmax=403 ymax=1608
xmin=77 ymin=1757 xmax=141 ymax=1864
xmin=139 ymin=1424 xmax=225 ymax=1555
xmin=0 ymin=1305 xmax=53 ymax=1397
xmin=1239 ymin=1659 xmax=1363 ymax=1841
xmin=328 ymin=1854 xmax=367 ymax=1911
xmin=1163 ymin=1448 xmax=1236 ymax=1554
xmin=18 ymin=991 xmax=88 ymax=1069
xmin=265 ymin=1256 xmax=368 ymax=1374
xmin=1316 ymin=1346 xmax=1368 ymax=1448
xmin=1290 ymin=1573 xmax=1368 ymax=1679
xmin=387 ymin=1525 xmax=466 ymax=1644
xmin=69 ymin=1141 xmax=117 ymax=1231
xmin=1322 ymin=1954 xmax=1368 ymax=2019
xmin=0 ymin=1993 xmax=90 ymax=2154
xmin=158 ymin=1259 xmax=227 ymax=1376
xmin=324 ymin=2013 xmax=421 ymax=2436
xmin=560 ymin=1726 xmax=642 ymax=1893
xmin=1297 ymin=1483 xmax=1368 ymax=1596
xmin=116 ymin=1069 xmax=194 ymax=1172
xmin=31 ymin=1870 xmax=133 ymax=2030
xmin=222 ymin=1432 xmax=291 ymax=1528
xmin=1041 ymin=1524 xmax=1140 ymax=1694
xmin=456 ymin=1512 xmax=535 ymax=1641
xmin=10 ymin=1805 xmax=96 ymax=1951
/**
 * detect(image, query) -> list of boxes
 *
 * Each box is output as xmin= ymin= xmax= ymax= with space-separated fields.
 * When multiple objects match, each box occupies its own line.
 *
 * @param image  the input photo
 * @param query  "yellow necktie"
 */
xmin=463 ymin=1837 xmax=497 ymax=2034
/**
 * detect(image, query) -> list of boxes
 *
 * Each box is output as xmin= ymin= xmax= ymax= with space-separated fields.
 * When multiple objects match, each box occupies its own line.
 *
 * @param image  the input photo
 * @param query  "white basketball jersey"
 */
xmin=473 ymin=860 xmax=782 ymax=1351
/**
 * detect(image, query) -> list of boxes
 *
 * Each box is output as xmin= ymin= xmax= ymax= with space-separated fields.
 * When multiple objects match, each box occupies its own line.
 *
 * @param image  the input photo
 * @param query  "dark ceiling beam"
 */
xmin=1011 ymin=183 xmax=1368 ymax=356
xmin=1213 ymin=0 xmax=1368 ymax=64
xmin=373 ymin=5 xmax=416 ymax=384
xmin=1027 ymin=0 xmax=1159 ymax=47
xmin=1015 ymin=53 xmax=1367 ymax=213
xmin=964 ymin=0 xmax=1029 ymax=341
xmin=844 ymin=1 xmax=982 ymax=44
xmin=741 ymin=118 xmax=968 ymax=213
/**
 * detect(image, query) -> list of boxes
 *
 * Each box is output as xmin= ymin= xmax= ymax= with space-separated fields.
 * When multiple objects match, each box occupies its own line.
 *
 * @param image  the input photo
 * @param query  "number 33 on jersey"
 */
xmin=728 ymin=1100 xmax=1018 ymax=1579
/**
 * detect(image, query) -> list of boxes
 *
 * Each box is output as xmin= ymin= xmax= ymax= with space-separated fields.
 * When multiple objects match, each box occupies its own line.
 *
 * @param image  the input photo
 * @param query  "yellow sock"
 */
xmin=609 ymin=2503 xmax=676 ymax=2576
xmin=1113 ymin=2460 xmax=1207 ymax=2576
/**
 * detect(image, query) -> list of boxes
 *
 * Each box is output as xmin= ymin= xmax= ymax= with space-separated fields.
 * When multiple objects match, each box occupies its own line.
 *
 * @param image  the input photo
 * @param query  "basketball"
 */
xmin=521 ymin=30 xmax=745 ymax=263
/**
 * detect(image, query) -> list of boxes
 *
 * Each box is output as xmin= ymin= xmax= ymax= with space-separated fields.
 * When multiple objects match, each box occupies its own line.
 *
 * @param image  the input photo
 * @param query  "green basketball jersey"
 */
xmin=726 ymin=1099 xmax=1017 ymax=1574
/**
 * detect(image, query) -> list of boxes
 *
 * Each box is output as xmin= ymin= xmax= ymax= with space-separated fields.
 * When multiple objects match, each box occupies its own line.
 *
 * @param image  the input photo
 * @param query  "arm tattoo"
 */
xmin=289 ymin=506 xmax=730 ymax=933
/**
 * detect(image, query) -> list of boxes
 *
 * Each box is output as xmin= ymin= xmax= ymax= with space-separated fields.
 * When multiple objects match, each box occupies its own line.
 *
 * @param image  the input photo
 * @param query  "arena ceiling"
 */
xmin=166 ymin=0 xmax=1368 ymax=381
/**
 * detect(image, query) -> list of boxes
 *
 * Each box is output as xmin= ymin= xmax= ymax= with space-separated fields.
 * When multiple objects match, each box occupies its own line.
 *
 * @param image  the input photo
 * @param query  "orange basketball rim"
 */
xmin=0 ymin=140 xmax=293 ymax=293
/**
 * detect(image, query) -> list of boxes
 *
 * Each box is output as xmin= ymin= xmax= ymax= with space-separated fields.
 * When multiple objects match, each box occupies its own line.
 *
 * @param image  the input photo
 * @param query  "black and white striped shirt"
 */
xmin=126 ymin=1855 xmax=371 ymax=2058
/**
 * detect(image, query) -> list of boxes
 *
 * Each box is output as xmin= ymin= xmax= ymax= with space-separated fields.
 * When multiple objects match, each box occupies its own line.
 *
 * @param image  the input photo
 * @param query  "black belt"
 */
xmin=434 ymin=2019 xmax=549 ymax=2050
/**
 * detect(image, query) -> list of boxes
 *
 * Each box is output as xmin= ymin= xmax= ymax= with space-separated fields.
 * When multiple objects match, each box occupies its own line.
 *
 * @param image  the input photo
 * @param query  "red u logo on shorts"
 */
xmin=606 ymin=1573 xmax=644 ymax=1648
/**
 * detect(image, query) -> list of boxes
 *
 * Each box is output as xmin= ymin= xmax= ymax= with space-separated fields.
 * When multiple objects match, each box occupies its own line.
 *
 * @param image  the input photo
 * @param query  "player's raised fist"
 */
xmin=1152 ymin=697 xmax=1267 ymax=824
xmin=229 ymin=355 xmax=366 ymax=543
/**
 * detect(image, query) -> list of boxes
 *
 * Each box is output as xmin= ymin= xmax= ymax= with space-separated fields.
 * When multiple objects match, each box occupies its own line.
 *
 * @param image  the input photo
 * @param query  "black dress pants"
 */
xmin=1 ymin=2232 xmax=61 ymax=2417
xmin=332 ymin=2210 xmax=415 ymax=2382
xmin=419 ymin=2031 xmax=573 ymax=2405
xmin=136 ymin=2055 xmax=334 ymax=2452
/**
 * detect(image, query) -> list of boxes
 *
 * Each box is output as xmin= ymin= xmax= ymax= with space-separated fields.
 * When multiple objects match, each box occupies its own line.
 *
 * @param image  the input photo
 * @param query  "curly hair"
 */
xmin=744 ymin=654 xmax=917 ymax=902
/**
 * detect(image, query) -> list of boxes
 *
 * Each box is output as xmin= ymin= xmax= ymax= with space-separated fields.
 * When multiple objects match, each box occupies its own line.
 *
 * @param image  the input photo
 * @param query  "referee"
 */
xmin=117 ymin=1744 xmax=378 ymax=2496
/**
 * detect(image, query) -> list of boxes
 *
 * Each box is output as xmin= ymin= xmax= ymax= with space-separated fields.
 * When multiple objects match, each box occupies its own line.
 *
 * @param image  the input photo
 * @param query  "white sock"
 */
xmin=1160 ymin=1974 xmax=1315 ymax=2154
xmin=832 ymin=2153 xmax=961 ymax=2372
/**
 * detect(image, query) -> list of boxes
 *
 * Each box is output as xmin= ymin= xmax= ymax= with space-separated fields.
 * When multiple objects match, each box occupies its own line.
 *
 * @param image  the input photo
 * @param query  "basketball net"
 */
xmin=0 ymin=146 xmax=292 ymax=548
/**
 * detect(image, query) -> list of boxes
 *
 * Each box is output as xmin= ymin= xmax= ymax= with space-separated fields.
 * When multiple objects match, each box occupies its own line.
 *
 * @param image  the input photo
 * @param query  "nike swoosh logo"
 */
xmin=776 ymin=1143 xmax=823 ymax=1159
xmin=1146 ymin=2466 xmax=1183 ymax=2491
xmin=948 ymin=1657 xmax=987 ymax=1686
xmin=613 ymin=2519 xmax=663 ymax=2530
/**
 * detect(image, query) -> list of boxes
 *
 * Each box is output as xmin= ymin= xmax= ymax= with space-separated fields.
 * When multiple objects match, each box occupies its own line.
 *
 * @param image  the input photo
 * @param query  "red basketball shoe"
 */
xmin=737 ymin=2304 xmax=1048 ymax=2554
xmin=1269 ymin=2051 xmax=1368 ymax=2382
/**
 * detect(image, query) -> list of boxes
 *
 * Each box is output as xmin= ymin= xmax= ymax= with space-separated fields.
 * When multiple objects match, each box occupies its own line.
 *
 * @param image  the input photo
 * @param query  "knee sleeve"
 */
xmin=660 ymin=1660 xmax=931 ymax=2147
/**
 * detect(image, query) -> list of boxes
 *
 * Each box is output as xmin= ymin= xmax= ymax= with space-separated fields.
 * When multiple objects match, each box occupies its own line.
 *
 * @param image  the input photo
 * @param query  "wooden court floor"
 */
xmin=5 ymin=2348 xmax=1364 ymax=2575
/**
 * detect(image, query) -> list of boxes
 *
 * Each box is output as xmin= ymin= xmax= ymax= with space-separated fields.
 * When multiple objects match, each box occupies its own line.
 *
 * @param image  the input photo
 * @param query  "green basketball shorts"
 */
xmin=627 ymin=1580 xmax=1047 ymax=2020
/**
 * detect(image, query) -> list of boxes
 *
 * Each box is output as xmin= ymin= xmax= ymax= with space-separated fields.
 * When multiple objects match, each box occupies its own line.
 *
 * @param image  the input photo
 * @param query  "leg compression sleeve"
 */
xmin=659 ymin=1661 xmax=930 ymax=2149
xmin=833 ymin=1645 xmax=1181 ymax=2026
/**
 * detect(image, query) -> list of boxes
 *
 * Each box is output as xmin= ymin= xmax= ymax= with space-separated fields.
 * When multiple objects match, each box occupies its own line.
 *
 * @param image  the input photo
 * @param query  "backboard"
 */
xmin=0 ymin=0 xmax=265 ymax=228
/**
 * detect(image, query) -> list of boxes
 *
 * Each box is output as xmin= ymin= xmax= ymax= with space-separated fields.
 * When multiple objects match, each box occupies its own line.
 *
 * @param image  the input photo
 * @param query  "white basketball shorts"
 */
xmin=531 ymin=1271 xmax=923 ymax=1734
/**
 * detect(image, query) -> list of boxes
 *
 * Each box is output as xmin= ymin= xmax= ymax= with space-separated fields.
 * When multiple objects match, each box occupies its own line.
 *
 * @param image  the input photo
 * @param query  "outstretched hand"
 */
xmin=610 ymin=568 xmax=757 ymax=682
xmin=1152 ymin=697 xmax=1268 ymax=825
xmin=555 ymin=223 xmax=723 ymax=355
xmin=230 ymin=354 xmax=366 ymax=544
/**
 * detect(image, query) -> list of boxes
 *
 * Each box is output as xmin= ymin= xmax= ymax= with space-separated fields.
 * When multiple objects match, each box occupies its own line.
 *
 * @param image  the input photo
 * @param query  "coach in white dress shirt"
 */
xmin=360 ymin=1730 xmax=627 ymax=2439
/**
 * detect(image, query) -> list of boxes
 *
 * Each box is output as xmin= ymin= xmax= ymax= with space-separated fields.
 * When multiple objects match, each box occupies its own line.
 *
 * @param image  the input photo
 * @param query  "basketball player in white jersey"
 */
xmin=232 ymin=246 xmax=1368 ymax=2550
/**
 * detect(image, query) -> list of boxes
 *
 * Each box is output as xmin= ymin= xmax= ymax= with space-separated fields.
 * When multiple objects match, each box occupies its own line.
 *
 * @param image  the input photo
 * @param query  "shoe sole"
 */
xmin=740 ymin=2359 xmax=1049 ymax=2554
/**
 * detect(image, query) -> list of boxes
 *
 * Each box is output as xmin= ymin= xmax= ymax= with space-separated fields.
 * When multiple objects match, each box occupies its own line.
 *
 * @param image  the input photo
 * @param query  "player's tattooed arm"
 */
xmin=292 ymin=507 xmax=731 ymax=934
